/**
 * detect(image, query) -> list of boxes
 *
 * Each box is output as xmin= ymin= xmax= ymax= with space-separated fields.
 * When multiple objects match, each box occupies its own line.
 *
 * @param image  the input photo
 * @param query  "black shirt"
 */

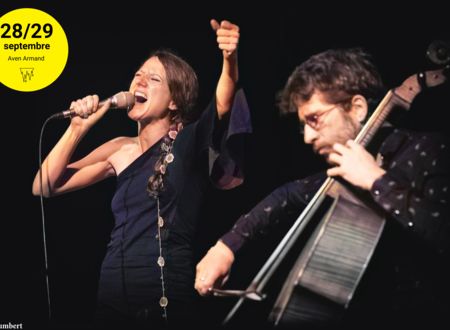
xmin=221 ymin=129 xmax=450 ymax=327
xmin=97 ymin=90 xmax=251 ymax=326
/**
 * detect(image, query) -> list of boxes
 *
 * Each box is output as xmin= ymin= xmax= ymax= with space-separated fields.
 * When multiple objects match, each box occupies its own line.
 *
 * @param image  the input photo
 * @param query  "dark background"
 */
xmin=1 ymin=1 xmax=449 ymax=329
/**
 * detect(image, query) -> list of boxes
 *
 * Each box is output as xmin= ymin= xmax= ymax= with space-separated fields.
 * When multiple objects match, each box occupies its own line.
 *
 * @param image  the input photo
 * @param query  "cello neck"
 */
xmin=355 ymin=69 xmax=447 ymax=148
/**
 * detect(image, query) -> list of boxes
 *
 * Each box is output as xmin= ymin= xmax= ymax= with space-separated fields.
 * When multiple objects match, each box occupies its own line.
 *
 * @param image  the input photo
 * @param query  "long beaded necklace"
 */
xmin=147 ymin=120 xmax=182 ymax=321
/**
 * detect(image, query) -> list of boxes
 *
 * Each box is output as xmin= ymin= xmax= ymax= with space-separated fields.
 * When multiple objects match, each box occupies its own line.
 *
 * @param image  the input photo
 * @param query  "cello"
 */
xmin=221 ymin=42 xmax=449 ymax=327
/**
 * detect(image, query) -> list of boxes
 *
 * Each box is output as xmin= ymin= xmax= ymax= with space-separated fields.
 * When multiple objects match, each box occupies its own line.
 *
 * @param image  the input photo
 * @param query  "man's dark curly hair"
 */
xmin=278 ymin=48 xmax=385 ymax=114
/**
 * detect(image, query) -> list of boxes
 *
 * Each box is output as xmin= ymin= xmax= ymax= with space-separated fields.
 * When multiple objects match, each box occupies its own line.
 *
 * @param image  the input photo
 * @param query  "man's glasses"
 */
xmin=299 ymin=104 xmax=341 ymax=134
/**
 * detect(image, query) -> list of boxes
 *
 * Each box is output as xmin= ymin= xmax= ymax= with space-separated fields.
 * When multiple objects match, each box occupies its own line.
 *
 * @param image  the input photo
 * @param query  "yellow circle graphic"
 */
xmin=0 ymin=8 xmax=69 ymax=92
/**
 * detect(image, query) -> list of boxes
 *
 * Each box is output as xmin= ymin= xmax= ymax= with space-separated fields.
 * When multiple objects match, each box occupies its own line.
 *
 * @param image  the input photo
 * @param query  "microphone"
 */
xmin=50 ymin=91 xmax=135 ymax=120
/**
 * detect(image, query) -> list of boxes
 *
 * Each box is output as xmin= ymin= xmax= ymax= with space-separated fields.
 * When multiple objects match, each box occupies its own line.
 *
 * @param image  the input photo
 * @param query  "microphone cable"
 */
xmin=37 ymin=114 xmax=59 ymax=321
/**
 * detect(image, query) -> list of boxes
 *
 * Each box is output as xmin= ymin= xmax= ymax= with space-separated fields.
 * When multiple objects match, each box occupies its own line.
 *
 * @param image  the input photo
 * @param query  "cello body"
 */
xmin=270 ymin=183 xmax=385 ymax=326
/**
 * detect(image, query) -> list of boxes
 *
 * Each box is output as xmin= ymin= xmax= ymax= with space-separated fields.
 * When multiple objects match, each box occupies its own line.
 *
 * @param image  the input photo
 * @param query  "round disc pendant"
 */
xmin=159 ymin=296 xmax=168 ymax=307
